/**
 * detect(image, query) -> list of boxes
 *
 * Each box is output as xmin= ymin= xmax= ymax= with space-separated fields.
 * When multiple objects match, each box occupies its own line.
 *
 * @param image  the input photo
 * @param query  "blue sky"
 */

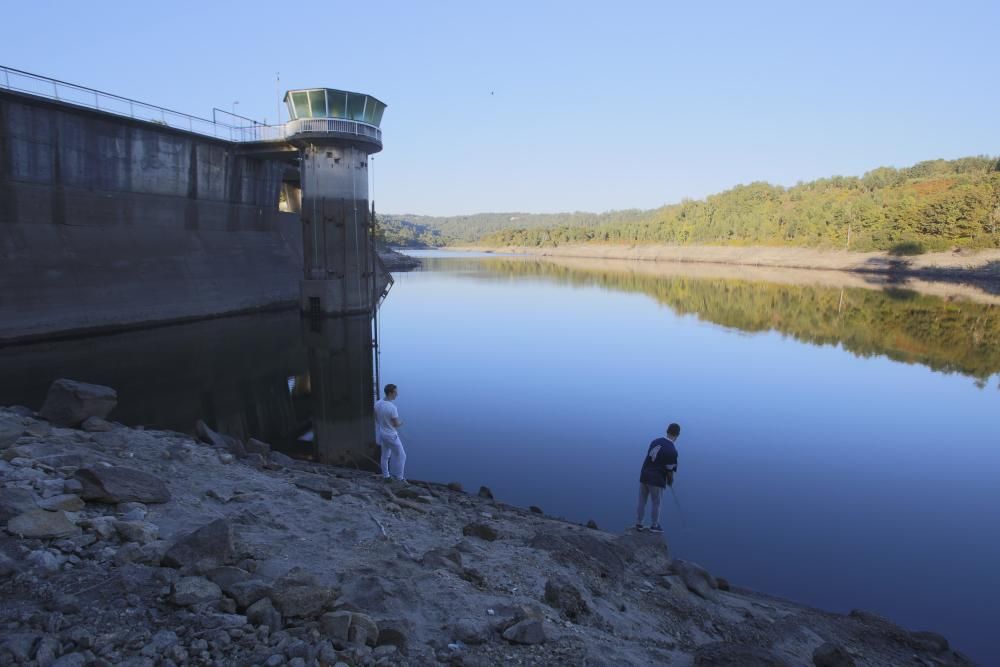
xmin=2 ymin=0 xmax=998 ymax=215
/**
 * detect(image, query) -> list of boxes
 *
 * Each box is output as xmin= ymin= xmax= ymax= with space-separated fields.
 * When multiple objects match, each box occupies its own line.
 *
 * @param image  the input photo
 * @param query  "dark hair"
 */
xmin=384 ymin=384 xmax=397 ymax=397
xmin=667 ymin=423 xmax=681 ymax=437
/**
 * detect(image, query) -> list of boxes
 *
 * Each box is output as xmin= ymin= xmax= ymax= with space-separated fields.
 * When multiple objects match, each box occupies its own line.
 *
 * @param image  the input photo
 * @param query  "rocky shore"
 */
xmin=378 ymin=248 xmax=421 ymax=272
xmin=0 ymin=381 xmax=975 ymax=666
xmin=457 ymin=244 xmax=1000 ymax=286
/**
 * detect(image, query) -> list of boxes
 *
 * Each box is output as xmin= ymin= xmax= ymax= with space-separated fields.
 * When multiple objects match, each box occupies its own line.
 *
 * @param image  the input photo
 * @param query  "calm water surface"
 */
xmin=2 ymin=251 xmax=998 ymax=662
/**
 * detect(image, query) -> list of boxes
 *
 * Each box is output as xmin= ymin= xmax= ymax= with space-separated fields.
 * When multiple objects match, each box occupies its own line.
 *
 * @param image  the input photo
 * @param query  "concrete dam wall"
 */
xmin=0 ymin=89 xmax=304 ymax=342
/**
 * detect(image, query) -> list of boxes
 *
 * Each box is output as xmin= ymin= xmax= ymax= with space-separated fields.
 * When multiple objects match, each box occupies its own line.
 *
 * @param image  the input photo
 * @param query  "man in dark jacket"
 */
xmin=635 ymin=423 xmax=680 ymax=534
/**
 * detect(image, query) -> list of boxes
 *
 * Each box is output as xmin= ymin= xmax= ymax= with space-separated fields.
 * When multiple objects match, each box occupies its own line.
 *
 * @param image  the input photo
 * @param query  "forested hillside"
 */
xmin=481 ymin=157 xmax=1000 ymax=252
xmin=385 ymin=157 xmax=1000 ymax=252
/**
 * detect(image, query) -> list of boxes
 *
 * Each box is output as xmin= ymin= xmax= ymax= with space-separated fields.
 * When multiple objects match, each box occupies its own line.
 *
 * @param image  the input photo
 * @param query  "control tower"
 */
xmin=282 ymin=88 xmax=389 ymax=317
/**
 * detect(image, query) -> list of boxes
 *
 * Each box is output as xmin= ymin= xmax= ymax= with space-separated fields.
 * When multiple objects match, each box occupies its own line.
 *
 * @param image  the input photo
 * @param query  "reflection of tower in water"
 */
xmin=287 ymin=315 xmax=380 ymax=470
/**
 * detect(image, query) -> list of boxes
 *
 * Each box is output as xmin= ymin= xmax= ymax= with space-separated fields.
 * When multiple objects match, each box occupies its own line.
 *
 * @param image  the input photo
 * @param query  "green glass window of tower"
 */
xmin=283 ymin=88 xmax=387 ymax=127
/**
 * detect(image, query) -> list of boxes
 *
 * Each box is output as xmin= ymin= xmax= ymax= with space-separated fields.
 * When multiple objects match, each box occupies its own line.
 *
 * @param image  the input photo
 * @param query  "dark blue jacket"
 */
xmin=639 ymin=437 xmax=678 ymax=488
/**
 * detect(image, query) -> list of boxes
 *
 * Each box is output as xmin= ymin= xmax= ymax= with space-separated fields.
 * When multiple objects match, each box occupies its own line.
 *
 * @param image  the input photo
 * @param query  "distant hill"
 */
xmin=384 ymin=156 xmax=1000 ymax=253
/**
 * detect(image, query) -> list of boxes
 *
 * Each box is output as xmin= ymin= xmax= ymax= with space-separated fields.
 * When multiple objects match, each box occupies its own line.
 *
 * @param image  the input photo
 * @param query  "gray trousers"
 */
xmin=636 ymin=483 xmax=663 ymax=525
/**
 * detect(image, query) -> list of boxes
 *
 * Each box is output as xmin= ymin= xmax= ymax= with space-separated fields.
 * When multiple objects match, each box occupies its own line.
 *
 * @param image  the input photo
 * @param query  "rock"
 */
xmin=543 ymin=577 xmax=589 ymax=621
xmin=247 ymin=597 xmax=283 ymax=630
xmin=477 ymin=486 xmax=494 ymax=500
xmin=349 ymin=613 xmax=379 ymax=647
xmin=51 ymin=653 xmax=87 ymax=667
xmin=446 ymin=482 xmax=463 ymax=492
xmin=669 ymin=559 xmax=719 ymax=600
xmin=294 ymin=475 xmax=336 ymax=499
xmin=115 ymin=520 xmax=159 ymax=544
xmin=694 ymin=642 xmax=788 ymax=666
xmin=531 ymin=531 xmax=628 ymax=581
xmin=502 ymin=619 xmax=546 ymax=645
xmin=529 ymin=505 xmax=543 ymax=514
xmin=206 ymin=565 xmax=251 ymax=589
xmin=35 ymin=635 xmax=60 ymax=665
xmin=245 ymin=438 xmax=271 ymax=455
xmin=74 ymin=466 xmax=170 ymax=504
xmin=37 ymin=494 xmax=85 ymax=512
xmin=218 ymin=452 xmax=235 ymax=464
xmin=716 ymin=577 xmax=731 ymax=591
xmin=421 ymin=547 xmax=463 ymax=574
xmin=172 ymin=576 xmax=222 ymax=606
xmin=452 ymin=620 xmax=490 ymax=645
xmin=585 ymin=519 xmax=599 ymax=529
xmin=462 ymin=522 xmax=498 ymax=541
xmin=81 ymin=416 xmax=114 ymax=432
xmin=27 ymin=549 xmax=63 ymax=572
xmin=375 ymin=619 xmax=410 ymax=655
xmin=0 ymin=487 xmax=39 ymax=522
xmin=0 ymin=420 xmax=21 ymax=449
xmin=271 ymin=583 xmax=336 ymax=618
xmin=163 ymin=519 xmax=237 ymax=571
xmin=195 ymin=420 xmax=227 ymax=448
xmin=269 ymin=451 xmax=297 ymax=467
xmin=321 ymin=611 xmax=353 ymax=645
xmin=1 ymin=632 xmax=41 ymax=661
xmin=908 ymin=631 xmax=949 ymax=653
xmin=84 ymin=516 xmax=116 ymax=539
xmin=7 ymin=509 xmax=80 ymax=538
xmin=812 ymin=641 xmax=856 ymax=667
xmin=39 ymin=379 xmax=117 ymax=427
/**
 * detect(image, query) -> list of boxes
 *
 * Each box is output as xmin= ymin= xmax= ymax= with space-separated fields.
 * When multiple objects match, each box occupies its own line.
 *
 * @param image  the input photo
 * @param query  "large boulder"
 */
xmin=530 ymin=530 xmax=628 ymax=581
xmin=502 ymin=619 xmax=546 ymax=645
xmin=0 ymin=488 xmax=39 ymax=523
xmin=195 ymin=420 xmax=245 ymax=457
xmin=0 ymin=418 xmax=22 ymax=449
xmin=163 ymin=519 xmax=238 ymax=572
xmin=39 ymin=379 xmax=117 ymax=427
xmin=246 ymin=597 xmax=282 ymax=630
xmin=172 ymin=576 xmax=222 ymax=606
xmin=269 ymin=567 xmax=338 ymax=618
xmin=543 ymin=577 xmax=589 ymax=621
xmin=813 ymin=642 xmax=856 ymax=667
xmin=7 ymin=509 xmax=80 ymax=539
xmin=669 ymin=559 xmax=719 ymax=601
xmin=73 ymin=466 xmax=170 ymax=504
xmin=462 ymin=522 xmax=498 ymax=541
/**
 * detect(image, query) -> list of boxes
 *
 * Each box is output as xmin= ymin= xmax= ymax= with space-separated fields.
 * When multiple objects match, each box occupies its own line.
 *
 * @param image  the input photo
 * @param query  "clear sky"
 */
xmin=2 ymin=0 xmax=998 ymax=215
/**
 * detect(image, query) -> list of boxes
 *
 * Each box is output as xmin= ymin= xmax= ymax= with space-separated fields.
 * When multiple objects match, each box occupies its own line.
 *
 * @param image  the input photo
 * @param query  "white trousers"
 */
xmin=378 ymin=431 xmax=406 ymax=479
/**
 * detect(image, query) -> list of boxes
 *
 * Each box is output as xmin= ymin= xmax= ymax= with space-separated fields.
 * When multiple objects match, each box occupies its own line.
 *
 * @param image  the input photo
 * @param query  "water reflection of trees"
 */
xmin=479 ymin=259 xmax=1000 ymax=383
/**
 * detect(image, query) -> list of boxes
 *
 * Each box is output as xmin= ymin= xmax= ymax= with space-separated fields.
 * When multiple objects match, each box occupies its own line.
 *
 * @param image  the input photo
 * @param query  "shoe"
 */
xmin=634 ymin=524 xmax=647 ymax=532
xmin=381 ymin=475 xmax=391 ymax=481
xmin=649 ymin=525 xmax=663 ymax=534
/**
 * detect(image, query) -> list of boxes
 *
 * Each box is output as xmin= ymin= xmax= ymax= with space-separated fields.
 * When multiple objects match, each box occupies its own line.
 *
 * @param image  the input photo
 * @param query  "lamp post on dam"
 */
xmin=280 ymin=88 xmax=391 ymax=318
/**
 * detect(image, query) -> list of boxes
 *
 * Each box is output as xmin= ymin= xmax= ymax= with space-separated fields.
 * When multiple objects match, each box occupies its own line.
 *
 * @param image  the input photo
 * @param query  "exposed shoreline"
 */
xmin=453 ymin=244 xmax=1000 ymax=285
xmin=0 ymin=383 xmax=978 ymax=666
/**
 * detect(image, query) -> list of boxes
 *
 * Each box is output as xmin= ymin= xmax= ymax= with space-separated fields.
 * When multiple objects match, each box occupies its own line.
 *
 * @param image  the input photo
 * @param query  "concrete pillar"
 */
xmin=299 ymin=143 xmax=378 ymax=316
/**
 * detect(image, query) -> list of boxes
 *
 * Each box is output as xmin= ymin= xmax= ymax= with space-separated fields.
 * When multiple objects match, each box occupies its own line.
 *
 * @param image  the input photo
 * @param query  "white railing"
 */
xmin=2 ymin=65 xmax=273 ymax=143
xmin=252 ymin=118 xmax=382 ymax=144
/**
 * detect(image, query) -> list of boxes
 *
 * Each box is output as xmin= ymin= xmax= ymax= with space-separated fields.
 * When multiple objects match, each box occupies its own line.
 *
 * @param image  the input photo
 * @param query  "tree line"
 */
xmin=465 ymin=156 xmax=1000 ymax=252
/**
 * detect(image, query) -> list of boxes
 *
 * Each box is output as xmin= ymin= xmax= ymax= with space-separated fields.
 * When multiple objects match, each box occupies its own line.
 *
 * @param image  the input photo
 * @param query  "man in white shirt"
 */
xmin=374 ymin=383 xmax=406 ymax=481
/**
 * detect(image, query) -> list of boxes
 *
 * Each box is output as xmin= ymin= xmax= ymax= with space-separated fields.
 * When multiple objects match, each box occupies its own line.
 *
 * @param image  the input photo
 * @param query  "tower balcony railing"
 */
xmin=0 ymin=65 xmax=382 ymax=146
xmin=251 ymin=118 xmax=383 ymax=146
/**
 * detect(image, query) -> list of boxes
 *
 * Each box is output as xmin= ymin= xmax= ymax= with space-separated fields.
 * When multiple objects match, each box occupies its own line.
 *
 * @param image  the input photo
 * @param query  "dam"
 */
xmin=0 ymin=65 xmax=391 ymax=343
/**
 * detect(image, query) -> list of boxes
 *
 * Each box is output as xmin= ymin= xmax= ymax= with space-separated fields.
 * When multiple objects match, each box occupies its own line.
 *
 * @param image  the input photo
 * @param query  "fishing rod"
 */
xmin=668 ymin=480 xmax=687 ymax=528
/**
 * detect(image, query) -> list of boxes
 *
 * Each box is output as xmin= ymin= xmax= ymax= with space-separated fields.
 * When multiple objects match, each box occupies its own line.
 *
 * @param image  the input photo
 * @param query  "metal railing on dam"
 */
xmin=0 ymin=65 xmax=378 ymax=146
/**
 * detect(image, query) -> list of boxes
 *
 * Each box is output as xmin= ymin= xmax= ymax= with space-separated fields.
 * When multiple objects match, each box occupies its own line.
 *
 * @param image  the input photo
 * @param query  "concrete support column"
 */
xmin=299 ymin=143 xmax=377 ymax=316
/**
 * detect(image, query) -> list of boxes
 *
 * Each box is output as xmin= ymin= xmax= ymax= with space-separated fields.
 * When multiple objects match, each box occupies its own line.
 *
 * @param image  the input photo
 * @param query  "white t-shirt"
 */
xmin=374 ymin=399 xmax=399 ymax=436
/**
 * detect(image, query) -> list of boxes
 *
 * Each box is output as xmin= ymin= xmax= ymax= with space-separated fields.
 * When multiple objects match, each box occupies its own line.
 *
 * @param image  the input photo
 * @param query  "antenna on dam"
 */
xmin=281 ymin=88 xmax=390 ymax=317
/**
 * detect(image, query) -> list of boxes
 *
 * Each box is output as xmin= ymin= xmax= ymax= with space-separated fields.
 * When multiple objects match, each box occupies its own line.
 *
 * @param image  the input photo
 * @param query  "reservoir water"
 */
xmin=2 ymin=251 xmax=998 ymax=663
